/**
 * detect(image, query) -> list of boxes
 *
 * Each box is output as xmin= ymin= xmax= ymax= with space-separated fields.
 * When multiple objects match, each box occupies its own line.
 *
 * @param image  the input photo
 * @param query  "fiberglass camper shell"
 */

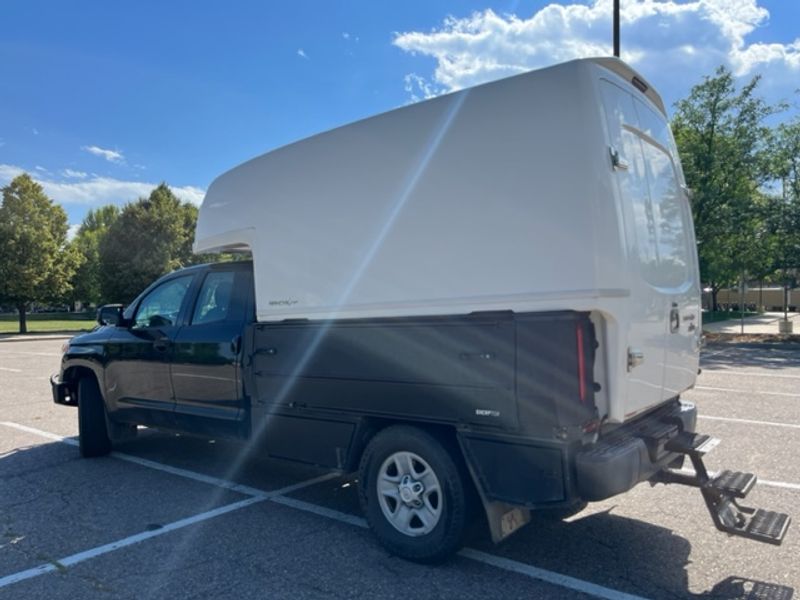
xmin=195 ymin=57 xmax=701 ymax=425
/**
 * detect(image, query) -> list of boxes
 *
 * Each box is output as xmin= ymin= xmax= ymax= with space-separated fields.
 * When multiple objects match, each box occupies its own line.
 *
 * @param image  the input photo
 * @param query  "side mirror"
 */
xmin=97 ymin=304 xmax=125 ymax=327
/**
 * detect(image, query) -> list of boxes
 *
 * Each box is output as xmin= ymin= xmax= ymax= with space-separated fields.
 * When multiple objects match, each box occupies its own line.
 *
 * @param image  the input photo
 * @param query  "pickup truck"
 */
xmin=52 ymin=56 xmax=789 ymax=562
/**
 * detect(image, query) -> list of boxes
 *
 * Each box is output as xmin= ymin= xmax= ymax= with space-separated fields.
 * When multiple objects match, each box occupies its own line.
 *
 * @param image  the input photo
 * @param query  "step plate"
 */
xmin=710 ymin=470 xmax=757 ymax=499
xmin=746 ymin=510 xmax=791 ymax=545
xmin=665 ymin=432 xmax=720 ymax=456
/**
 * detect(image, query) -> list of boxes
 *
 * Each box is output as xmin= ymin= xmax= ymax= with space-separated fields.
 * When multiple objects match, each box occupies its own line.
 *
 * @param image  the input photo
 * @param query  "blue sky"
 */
xmin=1 ymin=0 xmax=798 ymax=232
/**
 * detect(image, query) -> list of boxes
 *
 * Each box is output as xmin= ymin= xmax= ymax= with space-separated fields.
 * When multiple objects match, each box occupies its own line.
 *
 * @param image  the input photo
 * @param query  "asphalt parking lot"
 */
xmin=1 ymin=337 xmax=797 ymax=599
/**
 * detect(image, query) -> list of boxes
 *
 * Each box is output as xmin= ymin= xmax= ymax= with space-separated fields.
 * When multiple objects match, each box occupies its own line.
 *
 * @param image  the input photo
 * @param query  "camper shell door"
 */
xmin=599 ymin=73 xmax=701 ymax=420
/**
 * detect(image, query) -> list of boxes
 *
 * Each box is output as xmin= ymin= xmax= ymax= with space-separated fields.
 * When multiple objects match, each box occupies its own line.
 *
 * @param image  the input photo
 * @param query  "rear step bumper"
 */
xmin=576 ymin=400 xmax=790 ymax=545
xmin=575 ymin=400 xmax=697 ymax=502
xmin=655 ymin=431 xmax=791 ymax=545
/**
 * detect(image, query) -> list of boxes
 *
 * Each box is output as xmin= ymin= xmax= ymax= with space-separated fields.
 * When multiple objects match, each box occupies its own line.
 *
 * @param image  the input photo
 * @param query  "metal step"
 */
xmin=664 ymin=431 xmax=720 ymax=457
xmin=716 ymin=501 xmax=791 ymax=545
xmin=709 ymin=470 xmax=756 ymax=499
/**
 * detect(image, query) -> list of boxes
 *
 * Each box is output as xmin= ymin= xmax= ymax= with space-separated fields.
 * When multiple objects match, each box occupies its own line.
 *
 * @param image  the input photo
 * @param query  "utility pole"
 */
xmin=613 ymin=0 xmax=620 ymax=57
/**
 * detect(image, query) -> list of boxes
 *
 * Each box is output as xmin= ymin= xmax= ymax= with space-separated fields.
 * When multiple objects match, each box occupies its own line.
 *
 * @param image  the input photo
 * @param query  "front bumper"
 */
xmin=575 ymin=400 xmax=697 ymax=501
xmin=51 ymin=373 xmax=76 ymax=406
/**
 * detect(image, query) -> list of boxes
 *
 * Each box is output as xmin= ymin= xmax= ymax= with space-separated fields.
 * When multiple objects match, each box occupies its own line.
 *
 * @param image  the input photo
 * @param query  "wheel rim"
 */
xmin=377 ymin=451 xmax=443 ymax=537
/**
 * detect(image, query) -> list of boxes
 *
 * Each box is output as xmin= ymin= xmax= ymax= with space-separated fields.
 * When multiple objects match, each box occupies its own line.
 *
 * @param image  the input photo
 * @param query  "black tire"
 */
xmin=358 ymin=426 xmax=469 ymax=563
xmin=78 ymin=377 xmax=112 ymax=458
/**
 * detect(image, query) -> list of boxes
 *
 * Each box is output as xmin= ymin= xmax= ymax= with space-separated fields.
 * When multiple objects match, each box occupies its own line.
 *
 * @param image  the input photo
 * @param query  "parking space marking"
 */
xmin=272 ymin=497 xmax=648 ymax=600
xmin=2 ymin=421 xmax=649 ymax=600
xmin=458 ymin=549 xmax=648 ymax=600
xmin=701 ymin=370 xmax=800 ymax=380
xmin=0 ymin=367 xmax=22 ymax=372
xmin=679 ymin=468 xmax=800 ymax=491
xmin=0 ymin=421 xmax=305 ymax=497
xmin=0 ymin=496 xmax=264 ymax=589
xmin=695 ymin=385 xmax=800 ymax=398
xmin=0 ymin=350 xmax=61 ymax=357
xmin=699 ymin=414 xmax=800 ymax=430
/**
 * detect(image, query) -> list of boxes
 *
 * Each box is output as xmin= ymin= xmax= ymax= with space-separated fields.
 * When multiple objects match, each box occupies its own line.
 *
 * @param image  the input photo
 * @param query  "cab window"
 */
xmin=133 ymin=275 xmax=193 ymax=329
xmin=192 ymin=271 xmax=237 ymax=325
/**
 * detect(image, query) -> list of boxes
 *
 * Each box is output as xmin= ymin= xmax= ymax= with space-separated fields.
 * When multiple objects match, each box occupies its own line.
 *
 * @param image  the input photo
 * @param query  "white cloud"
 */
xmin=393 ymin=0 xmax=800 ymax=107
xmin=34 ymin=165 xmax=48 ymax=173
xmin=0 ymin=163 xmax=205 ymax=207
xmin=0 ymin=164 xmax=24 ymax=180
xmin=67 ymin=224 xmax=80 ymax=241
xmin=297 ymin=48 xmax=308 ymax=59
xmin=62 ymin=168 xmax=88 ymax=179
xmin=82 ymin=145 xmax=124 ymax=163
xmin=403 ymin=73 xmax=443 ymax=103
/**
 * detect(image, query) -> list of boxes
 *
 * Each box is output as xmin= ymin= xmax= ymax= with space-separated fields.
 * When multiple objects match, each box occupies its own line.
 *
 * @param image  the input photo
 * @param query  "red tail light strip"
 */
xmin=576 ymin=325 xmax=586 ymax=403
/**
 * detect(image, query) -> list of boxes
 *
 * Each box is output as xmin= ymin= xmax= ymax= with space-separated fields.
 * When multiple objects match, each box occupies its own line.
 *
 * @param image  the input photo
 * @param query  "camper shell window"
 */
xmin=600 ymin=79 xmax=691 ymax=290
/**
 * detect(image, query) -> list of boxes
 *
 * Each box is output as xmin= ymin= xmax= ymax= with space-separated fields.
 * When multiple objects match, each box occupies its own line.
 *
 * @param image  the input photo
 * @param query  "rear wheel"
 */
xmin=77 ymin=377 xmax=112 ymax=458
xmin=358 ymin=426 xmax=469 ymax=563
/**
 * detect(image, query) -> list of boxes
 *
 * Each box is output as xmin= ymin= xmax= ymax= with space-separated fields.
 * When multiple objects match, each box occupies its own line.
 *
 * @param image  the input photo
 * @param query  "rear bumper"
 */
xmin=51 ymin=373 xmax=76 ymax=406
xmin=575 ymin=400 xmax=697 ymax=501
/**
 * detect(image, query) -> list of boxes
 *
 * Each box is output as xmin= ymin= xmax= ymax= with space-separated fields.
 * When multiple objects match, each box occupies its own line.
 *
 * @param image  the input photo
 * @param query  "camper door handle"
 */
xmin=609 ymin=146 xmax=629 ymax=171
xmin=669 ymin=308 xmax=680 ymax=333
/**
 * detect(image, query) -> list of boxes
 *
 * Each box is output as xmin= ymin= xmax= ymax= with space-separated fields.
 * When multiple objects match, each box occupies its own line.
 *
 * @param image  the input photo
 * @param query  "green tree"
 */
xmin=672 ymin=66 xmax=782 ymax=310
xmin=765 ymin=117 xmax=800 ymax=316
xmin=99 ymin=183 xmax=198 ymax=304
xmin=71 ymin=204 xmax=119 ymax=307
xmin=773 ymin=116 xmax=800 ymax=204
xmin=0 ymin=174 xmax=82 ymax=333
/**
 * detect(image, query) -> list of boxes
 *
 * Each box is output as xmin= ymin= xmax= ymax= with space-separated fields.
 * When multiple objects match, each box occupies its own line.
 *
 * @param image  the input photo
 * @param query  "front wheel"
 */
xmin=77 ymin=377 xmax=112 ymax=458
xmin=358 ymin=426 xmax=469 ymax=563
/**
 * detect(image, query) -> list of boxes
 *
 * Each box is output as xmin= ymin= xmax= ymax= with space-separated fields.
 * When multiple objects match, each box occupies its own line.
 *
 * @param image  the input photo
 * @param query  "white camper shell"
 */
xmin=195 ymin=57 xmax=702 ymax=426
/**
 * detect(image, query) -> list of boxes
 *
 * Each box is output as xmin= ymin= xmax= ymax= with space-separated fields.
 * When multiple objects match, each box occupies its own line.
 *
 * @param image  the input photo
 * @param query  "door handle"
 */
xmin=669 ymin=308 xmax=680 ymax=333
xmin=153 ymin=337 xmax=170 ymax=352
xmin=231 ymin=335 xmax=242 ymax=355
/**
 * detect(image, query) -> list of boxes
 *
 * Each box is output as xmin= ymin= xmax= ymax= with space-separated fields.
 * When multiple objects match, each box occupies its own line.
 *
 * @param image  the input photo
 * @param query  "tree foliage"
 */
xmin=99 ymin=184 xmax=198 ymax=304
xmin=671 ymin=67 xmax=784 ymax=308
xmin=71 ymin=204 xmax=119 ymax=306
xmin=0 ymin=174 xmax=82 ymax=333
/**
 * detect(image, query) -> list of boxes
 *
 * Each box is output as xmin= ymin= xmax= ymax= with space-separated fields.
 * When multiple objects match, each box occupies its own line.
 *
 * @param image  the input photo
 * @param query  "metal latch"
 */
xmin=610 ymin=146 xmax=629 ymax=171
xmin=627 ymin=347 xmax=644 ymax=371
xmin=670 ymin=303 xmax=680 ymax=333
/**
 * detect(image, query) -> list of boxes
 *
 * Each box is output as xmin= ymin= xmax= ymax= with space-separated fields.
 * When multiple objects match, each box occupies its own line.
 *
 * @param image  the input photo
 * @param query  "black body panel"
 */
xmin=249 ymin=310 xmax=595 ymax=436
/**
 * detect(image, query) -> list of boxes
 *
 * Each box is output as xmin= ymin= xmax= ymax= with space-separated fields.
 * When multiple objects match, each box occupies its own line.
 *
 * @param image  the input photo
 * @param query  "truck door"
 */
xmin=601 ymin=80 xmax=667 ymax=417
xmin=170 ymin=268 xmax=250 ymax=430
xmin=105 ymin=274 xmax=195 ymax=423
xmin=633 ymin=98 xmax=701 ymax=400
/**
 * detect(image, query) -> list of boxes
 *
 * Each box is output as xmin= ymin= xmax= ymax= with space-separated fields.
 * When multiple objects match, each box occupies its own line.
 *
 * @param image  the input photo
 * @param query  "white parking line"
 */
xmin=679 ymin=468 xmax=800 ymax=491
xmin=459 ymin=549 xmax=648 ymax=600
xmin=0 ymin=421 xmax=305 ymax=497
xmin=0 ymin=351 xmax=61 ymax=357
xmin=258 ymin=497 xmax=649 ymax=600
xmin=695 ymin=385 xmax=800 ymax=398
xmin=701 ymin=370 xmax=800 ymax=380
xmin=1 ymin=421 xmax=652 ymax=600
xmin=0 ymin=367 xmax=22 ymax=372
xmin=0 ymin=496 xmax=264 ymax=589
xmin=699 ymin=415 xmax=800 ymax=430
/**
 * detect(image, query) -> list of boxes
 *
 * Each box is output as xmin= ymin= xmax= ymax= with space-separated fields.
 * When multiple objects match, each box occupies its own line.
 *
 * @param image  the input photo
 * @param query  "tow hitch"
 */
xmin=652 ymin=431 xmax=790 ymax=545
